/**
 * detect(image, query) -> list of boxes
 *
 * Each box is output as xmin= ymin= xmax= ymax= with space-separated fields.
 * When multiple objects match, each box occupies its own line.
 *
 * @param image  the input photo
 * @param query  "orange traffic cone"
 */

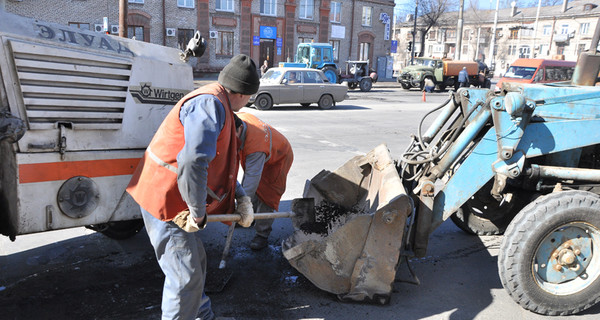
xmin=422 ymin=90 xmax=426 ymax=102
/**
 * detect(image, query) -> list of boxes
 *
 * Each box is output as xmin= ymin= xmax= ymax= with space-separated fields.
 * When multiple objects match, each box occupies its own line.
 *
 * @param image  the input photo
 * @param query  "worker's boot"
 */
xmin=249 ymin=235 xmax=268 ymax=250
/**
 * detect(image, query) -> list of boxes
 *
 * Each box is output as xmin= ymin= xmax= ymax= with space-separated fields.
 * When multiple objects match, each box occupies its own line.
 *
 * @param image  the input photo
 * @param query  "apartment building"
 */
xmin=392 ymin=0 xmax=600 ymax=77
xmin=2 ymin=0 xmax=395 ymax=77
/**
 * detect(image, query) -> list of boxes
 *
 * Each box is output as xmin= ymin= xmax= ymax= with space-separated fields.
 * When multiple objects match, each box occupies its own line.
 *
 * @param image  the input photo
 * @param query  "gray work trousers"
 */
xmin=252 ymin=197 xmax=274 ymax=238
xmin=141 ymin=208 xmax=214 ymax=320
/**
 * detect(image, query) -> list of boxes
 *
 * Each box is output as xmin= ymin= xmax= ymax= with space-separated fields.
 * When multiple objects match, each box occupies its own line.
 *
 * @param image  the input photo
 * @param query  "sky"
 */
xmin=393 ymin=0 xmax=527 ymax=17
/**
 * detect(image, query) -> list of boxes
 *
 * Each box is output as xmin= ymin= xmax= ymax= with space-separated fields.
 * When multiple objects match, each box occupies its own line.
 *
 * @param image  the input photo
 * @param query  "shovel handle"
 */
xmin=206 ymin=211 xmax=295 ymax=223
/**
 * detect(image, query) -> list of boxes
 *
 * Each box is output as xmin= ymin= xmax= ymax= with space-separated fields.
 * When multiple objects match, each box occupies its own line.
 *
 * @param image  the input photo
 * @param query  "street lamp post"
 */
xmin=456 ymin=0 xmax=465 ymax=60
xmin=411 ymin=0 xmax=418 ymax=64
xmin=488 ymin=0 xmax=500 ymax=74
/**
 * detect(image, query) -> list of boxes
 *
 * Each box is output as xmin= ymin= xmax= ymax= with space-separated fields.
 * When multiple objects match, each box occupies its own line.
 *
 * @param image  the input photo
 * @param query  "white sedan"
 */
xmin=249 ymin=67 xmax=348 ymax=110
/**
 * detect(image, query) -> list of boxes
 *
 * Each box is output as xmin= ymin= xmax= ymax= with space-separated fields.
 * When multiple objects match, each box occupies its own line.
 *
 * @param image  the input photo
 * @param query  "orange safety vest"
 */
xmin=126 ymin=83 xmax=239 ymax=221
xmin=237 ymin=112 xmax=293 ymax=210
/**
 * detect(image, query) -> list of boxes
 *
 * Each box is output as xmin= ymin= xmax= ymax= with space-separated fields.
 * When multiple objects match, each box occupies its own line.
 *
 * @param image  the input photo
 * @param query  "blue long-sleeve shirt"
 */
xmin=175 ymin=94 xmax=245 ymax=220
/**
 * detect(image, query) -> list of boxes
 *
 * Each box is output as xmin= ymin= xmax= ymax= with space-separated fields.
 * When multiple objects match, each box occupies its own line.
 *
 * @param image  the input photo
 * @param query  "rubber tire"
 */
xmin=359 ymin=78 xmax=372 ymax=92
xmin=450 ymin=189 xmax=525 ymax=235
xmin=254 ymin=94 xmax=273 ymax=110
xmin=347 ymin=82 xmax=358 ymax=90
xmin=318 ymin=94 xmax=334 ymax=109
xmin=301 ymin=103 xmax=311 ymax=107
xmin=321 ymin=66 xmax=338 ymax=84
xmin=437 ymin=85 xmax=446 ymax=92
xmin=400 ymin=83 xmax=411 ymax=90
xmin=92 ymin=219 xmax=144 ymax=240
xmin=499 ymin=190 xmax=600 ymax=316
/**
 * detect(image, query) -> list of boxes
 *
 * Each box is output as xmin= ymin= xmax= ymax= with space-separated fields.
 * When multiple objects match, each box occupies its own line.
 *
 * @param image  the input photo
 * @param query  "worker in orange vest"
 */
xmin=126 ymin=54 xmax=260 ymax=320
xmin=235 ymin=112 xmax=294 ymax=250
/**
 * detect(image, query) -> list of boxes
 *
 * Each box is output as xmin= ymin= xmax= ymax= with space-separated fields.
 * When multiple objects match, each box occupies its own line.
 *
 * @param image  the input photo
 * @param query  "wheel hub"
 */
xmin=535 ymin=225 xmax=593 ymax=284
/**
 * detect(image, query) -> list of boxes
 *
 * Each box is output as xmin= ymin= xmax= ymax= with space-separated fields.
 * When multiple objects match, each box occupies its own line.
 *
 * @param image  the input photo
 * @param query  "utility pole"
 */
xmin=411 ymin=0 xmax=418 ymax=64
xmin=119 ymin=0 xmax=128 ymax=38
xmin=532 ymin=0 xmax=542 ymax=57
xmin=488 ymin=0 xmax=500 ymax=73
xmin=456 ymin=0 xmax=465 ymax=60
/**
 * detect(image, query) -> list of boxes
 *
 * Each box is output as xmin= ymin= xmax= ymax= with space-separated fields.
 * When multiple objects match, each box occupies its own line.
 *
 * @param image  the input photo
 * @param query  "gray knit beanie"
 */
xmin=218 ymin=54 xmax=260 ymax=95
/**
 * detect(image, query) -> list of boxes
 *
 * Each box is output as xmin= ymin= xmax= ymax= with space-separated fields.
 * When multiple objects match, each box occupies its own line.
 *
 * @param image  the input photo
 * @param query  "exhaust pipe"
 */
xmin=572 ymin=17 xmax=600 ymax=86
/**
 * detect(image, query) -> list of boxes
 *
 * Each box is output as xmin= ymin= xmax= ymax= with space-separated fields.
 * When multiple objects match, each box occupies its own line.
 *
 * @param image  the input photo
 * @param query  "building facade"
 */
xmin=392 ymin=0 xmax=600 ymax=78
xmin=2 ymin=0 xmax=395 ymax=77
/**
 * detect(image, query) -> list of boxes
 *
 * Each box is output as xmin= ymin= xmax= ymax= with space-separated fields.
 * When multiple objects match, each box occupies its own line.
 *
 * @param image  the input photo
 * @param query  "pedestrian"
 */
xmin=126 ymin=54 xmax=260 ymax=320
xmin=458 ymin=66 xmax=469 ymax=88
xmin=235 ymin=112 xmax=294 ymax=250
xmin=423 ymin=77 xmax=435 ymax=93
xmin=260 ymin=60 xmax=269 ymax=76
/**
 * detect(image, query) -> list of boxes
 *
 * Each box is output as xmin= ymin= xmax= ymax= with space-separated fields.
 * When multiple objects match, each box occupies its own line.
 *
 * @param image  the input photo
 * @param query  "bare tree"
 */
xmin=416 ymin=0 xmax=457 ymax=57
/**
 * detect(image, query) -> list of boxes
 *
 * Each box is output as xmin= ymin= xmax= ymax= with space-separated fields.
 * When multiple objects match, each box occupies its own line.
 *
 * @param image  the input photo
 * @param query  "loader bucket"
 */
xmin=282 ymin=144 xmax=413 ymax=304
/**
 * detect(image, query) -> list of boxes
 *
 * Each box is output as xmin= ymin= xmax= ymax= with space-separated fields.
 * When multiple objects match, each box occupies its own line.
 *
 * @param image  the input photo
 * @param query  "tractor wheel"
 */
xmin=437 ymin=85 xmax=446 ymax=92
xmin=359 ymin=78 xmax=372 ymax=92
xmin=254 ymin=94 xmax=273 ymax=110
xmin=321 ymin=66 xmax=339 ymax=84
xmin=87 ymin=219 xmax=144 ymax=240
xmin=499 ymin=190 xmax=600 ymax=316
xmin=347 ymin=82 xmax=358 ymax=90
xmin=400 ymin=83 xmax=411 ymax=90
xmin=318 ymin=94 xmax=334 ymax=109
xmin=450 ymin=180 xmax=528 ymax=235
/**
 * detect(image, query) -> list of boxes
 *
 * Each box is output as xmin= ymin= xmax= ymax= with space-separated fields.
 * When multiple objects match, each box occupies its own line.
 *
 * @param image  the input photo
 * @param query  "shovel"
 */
xmin=204 ymin=198 xmax=315 ymax=293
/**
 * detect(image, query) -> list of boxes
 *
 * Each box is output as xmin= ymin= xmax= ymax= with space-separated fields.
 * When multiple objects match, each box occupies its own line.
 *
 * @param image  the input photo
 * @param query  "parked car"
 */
xmin=249 ymin=67 xmax=348 ymax=110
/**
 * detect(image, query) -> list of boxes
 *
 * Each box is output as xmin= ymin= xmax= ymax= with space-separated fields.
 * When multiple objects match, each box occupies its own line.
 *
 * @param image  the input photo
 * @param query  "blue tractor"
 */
xmin=280 ymin=42 xmax=339 ymax=84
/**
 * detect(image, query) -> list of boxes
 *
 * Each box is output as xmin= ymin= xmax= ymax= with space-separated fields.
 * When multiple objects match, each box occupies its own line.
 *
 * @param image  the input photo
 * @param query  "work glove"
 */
xmin=172 ymin=209 xmax=201 ymax=233
xmin=235 ymin=196 xmax=254 ymax=228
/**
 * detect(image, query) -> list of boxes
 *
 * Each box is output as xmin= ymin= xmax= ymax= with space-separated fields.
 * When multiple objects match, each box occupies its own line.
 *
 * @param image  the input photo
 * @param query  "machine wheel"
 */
xmin=400 ymin=83 xmax=411 ymax=90
xmin=347 ymin=82 xmax=358 ymax=90
xmin=359 ymin=78 xmax=372 ymax=92
xmin=301 ymin=103 xmax=311 ymax=107
xmin=318 ymin=94 xmax=334 ymax=109
xmin=498 ymin=190 xmax=600 ymax=316
xmin=321 ymin=66 xmax=339 ymax=84
xmin=87 ymin=219 xmax=144 ymax=240
xmin=437 ymin=85 xmax=446 ymax=92
xmin=450 ymin=181 xmax=526 ymax=235
xmin=254 ymin=94 xmax=273 ymax=110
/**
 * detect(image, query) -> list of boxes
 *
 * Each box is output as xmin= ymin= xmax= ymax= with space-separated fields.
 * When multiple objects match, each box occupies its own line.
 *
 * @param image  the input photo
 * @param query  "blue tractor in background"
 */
xmin=280 ymin=42 xmax=339 ymax=84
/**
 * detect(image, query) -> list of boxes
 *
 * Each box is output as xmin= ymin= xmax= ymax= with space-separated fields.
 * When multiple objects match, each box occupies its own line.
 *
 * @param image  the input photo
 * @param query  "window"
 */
xmin=216 ymin=0 xmax=233 ymax=12
xmin=543 ymin=25 xmax=551 ymax=35
xmin=509 ymin=29 xmax=518 ymax=39
xmin=508 ymin=45 xmax=517 ymax=56
xmin=539 ymin=44 xmax=549 ymax=56
xmin=261 ymin=0 xmax=276 ymax=16
xmin=177 ymin=29 xmax=194 ymax=51
xmin=330 ymin=1 xmax=341 ymax=23
xmin=359 ymin=42 xmax=370 ymax=60
xmin=533 ymin=68 xmax=544 ymax=82
xmin=560 ymin=24 xmax=569 ymax=35
xmin=580 ymin=23 xmax=590 ymax=35
xmin=518 ymin=46 xmax=531 ymax=58
xmin=303 ymin=71 xmax=323 ymax=84
xmin=495 ymin=28 xmax=502 ymax=38
xmin=178 ymin=0 xmax=194 ymax=8
xmin=462 ymin=44 xmax=468 ymax=55
xmin=216 ymin=31 xmax=234 ymax=56
xmin=463 ymin=29 xmax=470 ymax=41
xmin=557 ymin=45 xmax=565 ymax=55
xmin=429 ymin=30 xmax=436 ymax=40
xmin=329 ymin=40 xmax=340 ymax=62
xmin=128 ymin=0 xmax=143 ymax=3
xmin=299 ymin=0 xmax=314 ymax=20
xmin=446 ymin=29 xmax=456 ymax=40
xmin=362 ymin=7 xmax=372 ymax=27
xmin=68 ymin=22 xmax=90 ymax=30
xmin=298 ymin=37 xmax=313 ymax=43
xmin=128 ymin=26 xmax=144 ymax=41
